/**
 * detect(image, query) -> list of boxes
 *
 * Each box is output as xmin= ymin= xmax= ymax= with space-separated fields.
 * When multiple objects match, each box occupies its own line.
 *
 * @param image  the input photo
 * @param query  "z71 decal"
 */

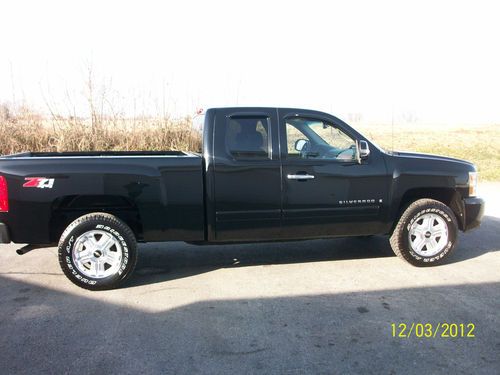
xmin=23 ymin=177 xmax=55 ymax=189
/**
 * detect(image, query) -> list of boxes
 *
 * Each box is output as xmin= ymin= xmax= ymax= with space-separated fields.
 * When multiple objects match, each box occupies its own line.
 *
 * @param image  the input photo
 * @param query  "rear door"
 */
xmin=212 ymin=108 xmax=281 ymax=241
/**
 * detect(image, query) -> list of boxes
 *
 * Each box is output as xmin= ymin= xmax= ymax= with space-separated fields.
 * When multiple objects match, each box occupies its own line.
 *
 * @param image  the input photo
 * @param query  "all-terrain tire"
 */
xmin=58 ymin=213 xmax=138 ymax=290
xmin=390 ymin=199 xmax=458 ymax=266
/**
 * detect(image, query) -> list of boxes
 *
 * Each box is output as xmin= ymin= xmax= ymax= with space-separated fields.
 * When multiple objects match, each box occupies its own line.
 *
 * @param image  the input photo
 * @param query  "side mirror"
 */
xmin=359 ymin=140 xmax=370 ymax=159
xmin=295 ymin=139 xmax=308 ymax=152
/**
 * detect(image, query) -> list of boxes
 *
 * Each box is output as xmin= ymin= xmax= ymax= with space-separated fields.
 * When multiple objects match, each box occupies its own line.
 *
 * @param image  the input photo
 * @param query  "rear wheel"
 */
xmin=390 ymin=199 xmax=458 ymax=266
xmin=58 ymin=213 xmax=138 ymax=290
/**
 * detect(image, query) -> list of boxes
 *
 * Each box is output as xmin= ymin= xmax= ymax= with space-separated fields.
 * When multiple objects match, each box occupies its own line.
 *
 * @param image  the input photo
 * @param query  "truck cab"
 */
xmin=203 ymin=107 xmax=391 ymax=242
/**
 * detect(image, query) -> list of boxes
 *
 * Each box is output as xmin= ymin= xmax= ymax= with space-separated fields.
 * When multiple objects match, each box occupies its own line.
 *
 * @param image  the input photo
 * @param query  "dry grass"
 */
xmin=0 ymin=108 xmax=201 ymax=155
xmin=358 ymin=124 xmax=500 ymax=181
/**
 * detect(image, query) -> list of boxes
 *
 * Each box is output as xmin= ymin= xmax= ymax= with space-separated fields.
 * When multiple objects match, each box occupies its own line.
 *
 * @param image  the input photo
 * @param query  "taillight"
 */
xmin=0 ymin=176 xmax=8 ymax=212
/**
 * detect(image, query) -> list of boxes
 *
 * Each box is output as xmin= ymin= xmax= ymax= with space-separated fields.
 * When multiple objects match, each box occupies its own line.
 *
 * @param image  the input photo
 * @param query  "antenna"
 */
xmin=391 ymin=105 xmax=394 ymax=152
xmin=235 ymin=78 xmax=241 ymax=105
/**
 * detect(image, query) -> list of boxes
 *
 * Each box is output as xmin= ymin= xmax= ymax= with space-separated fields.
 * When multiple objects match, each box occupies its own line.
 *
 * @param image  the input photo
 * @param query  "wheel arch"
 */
xmin=49 ymin=195 xmax=143 ymax=242
xmin=392 ymin=187 xmax=465 ymax=233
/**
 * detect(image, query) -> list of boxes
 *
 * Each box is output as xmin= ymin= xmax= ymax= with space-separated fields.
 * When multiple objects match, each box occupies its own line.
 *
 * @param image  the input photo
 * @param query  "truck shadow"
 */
xmin=129 ymin=215 xmax=500 ymax=288
xmin=131 ymin=235 xmax=393 ymax=286
xmin=449 ymin=215 xmax=500 ymax=262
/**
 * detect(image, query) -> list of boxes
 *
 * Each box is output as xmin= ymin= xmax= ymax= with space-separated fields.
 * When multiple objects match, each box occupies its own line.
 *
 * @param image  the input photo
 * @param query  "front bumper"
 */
xmin=463 ymin=197 xmax=485 ymax=231
xmin=0 ymin=223 xmax=10 ymax=243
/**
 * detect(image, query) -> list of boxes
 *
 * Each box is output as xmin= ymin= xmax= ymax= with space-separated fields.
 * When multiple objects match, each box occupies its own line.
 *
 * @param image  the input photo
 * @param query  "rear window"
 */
xmin=225 ymin=116 xmax=271 ymax=160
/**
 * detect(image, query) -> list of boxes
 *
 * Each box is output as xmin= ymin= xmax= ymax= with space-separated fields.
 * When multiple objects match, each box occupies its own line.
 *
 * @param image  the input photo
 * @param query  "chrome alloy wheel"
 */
xmin=72 ymin=230 xmax=123 ymax=279
xmin=408 ymin=213 xmax=449 ymax=257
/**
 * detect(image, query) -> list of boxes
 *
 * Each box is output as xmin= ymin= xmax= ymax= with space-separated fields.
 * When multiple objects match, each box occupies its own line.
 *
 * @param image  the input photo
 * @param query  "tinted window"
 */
xmin=226 ymin=116 xmax=271 ymax=159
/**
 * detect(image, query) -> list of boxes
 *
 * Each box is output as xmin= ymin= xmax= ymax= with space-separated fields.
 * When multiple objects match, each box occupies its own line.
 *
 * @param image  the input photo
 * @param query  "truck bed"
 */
xmin=2 ymin=151 xmax=195 ymax=158
xmin=0 ymin=151 xmax=205 ymax=243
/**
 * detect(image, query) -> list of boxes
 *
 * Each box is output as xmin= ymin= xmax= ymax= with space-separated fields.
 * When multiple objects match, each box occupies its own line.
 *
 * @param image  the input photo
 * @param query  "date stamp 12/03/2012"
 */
xmin=391 ymin=323 xmax=475 ymax=338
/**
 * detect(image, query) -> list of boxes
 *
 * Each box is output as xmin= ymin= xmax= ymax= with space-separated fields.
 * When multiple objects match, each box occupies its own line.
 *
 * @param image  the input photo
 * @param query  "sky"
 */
xmin=1 ymin=0 xmax=500 ymax=125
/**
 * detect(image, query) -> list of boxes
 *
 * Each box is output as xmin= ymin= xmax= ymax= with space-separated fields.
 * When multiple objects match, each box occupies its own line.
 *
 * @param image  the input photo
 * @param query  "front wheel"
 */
xmin=58 ymin=213 xmax=138 ymax=290
xmin=390 ymin=199 xmax=458 ymax=266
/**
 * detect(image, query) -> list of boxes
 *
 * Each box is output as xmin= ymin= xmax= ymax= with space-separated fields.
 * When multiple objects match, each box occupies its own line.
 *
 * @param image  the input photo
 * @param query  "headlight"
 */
xmin=468 ymin=171 xmax=478 ymax=197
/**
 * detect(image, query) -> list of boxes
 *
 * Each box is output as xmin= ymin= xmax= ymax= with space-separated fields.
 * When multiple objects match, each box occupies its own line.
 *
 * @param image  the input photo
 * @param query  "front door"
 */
xmin=278 ymin=110 xmax=389 ymax=239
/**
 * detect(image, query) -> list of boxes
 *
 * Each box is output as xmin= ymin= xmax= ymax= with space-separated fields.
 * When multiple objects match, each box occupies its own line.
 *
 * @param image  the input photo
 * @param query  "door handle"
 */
xmin=287 ymin=174 xmax=315 ymax=180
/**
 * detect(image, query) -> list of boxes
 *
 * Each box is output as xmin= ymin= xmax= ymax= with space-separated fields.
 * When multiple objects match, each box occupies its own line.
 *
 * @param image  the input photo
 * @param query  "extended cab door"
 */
xmin=278 ymin=109 xmax=390 ymax=239
xmin=211 ymin=108 xmax=281 ymax=241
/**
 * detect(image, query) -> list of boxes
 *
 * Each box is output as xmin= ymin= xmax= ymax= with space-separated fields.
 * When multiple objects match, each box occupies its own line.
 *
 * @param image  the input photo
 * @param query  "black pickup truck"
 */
xmin=0 ymin=107 xmax=485 ymax=289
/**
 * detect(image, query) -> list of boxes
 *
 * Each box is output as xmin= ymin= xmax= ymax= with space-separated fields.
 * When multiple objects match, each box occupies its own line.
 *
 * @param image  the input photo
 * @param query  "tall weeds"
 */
xmin=0 ymin=104 xmax=202 ymax=155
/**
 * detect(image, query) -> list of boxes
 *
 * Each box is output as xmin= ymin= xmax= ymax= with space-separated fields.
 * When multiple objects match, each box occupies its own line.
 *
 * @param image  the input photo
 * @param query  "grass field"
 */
xmin=0 ymin=110 xmax=498 ymax=181
xmin=357 ymin=124 xmax=500 ymax=181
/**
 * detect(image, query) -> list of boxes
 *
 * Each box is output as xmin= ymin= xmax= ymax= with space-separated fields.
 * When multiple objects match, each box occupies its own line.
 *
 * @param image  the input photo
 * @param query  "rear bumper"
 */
xmin=0 ymin=223 xmax=10 ymax=243
xmin=463 ymin=197 xmax=485 ymax=232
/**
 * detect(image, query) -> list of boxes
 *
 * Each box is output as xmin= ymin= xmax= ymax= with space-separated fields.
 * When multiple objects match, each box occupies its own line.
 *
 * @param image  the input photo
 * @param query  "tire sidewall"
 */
xmin=402 ymin=205 xmax=457 ymax=264
xmin=60 ymin=219 xmax=134 ymax=289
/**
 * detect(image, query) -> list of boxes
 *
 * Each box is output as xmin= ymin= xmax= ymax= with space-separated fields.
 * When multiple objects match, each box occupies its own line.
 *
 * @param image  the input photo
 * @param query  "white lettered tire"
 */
xmin=390 ymin=199 xmax=458 ymax=266
xmin=58 ymin=213 xmax=138 ymax=290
